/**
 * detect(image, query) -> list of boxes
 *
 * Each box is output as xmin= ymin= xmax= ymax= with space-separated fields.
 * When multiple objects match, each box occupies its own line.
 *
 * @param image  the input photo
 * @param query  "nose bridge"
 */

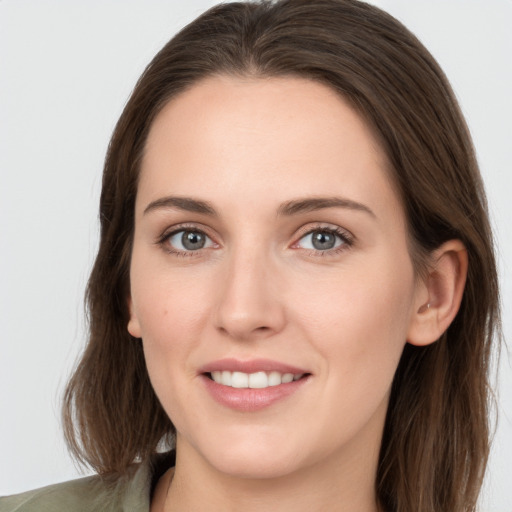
xmin=214 ymin=240 xmax=285 ymax=340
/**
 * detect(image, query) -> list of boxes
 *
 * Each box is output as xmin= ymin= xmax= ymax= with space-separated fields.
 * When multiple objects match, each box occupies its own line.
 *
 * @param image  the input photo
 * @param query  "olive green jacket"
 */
xmin=0 ymin=453 xmax=174 ymax=512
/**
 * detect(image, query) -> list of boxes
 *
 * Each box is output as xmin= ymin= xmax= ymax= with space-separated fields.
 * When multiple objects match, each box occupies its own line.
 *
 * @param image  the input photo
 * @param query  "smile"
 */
xmin=209 ymin=370 xmax=305 ymax=389
xmin=199 ymin=358 xmax=311 ymax=411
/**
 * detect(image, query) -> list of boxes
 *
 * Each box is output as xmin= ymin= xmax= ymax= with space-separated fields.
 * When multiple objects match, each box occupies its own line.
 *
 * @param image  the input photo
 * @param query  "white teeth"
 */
xmin=268 ymin=371 xmax=282 ymax=387
xmin=281 ymin=373 xmax=294 ymax=383
xmin=249 ymin=371 xmax=268 ymax=389
xmin=231 ymin=371 xmax=249 ymax=388
xmin=210 ymin=370 xmax=305 ymax=388
xmin=221 ymin=370 xmax=232 ymax=386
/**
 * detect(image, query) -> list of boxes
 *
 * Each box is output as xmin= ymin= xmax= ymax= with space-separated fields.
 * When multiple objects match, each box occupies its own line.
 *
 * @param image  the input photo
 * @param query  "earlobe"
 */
xmin=127 ymin=297 xmax=142 ymax=338
xmin=407 ymin=240 xmax=468 ymax=347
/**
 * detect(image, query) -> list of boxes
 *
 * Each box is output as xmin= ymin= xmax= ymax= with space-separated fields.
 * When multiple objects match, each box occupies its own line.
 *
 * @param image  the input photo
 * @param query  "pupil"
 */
xmin=182 ymin=231 xmax=205 ymax=250
xmin=312 ymin=231 xmax=335 ymax=250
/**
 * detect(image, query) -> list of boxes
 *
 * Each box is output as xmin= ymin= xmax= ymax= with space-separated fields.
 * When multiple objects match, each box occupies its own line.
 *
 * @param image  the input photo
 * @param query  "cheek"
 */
xmin=130 ymin=256 xmax=214 ymax=343
xmin=295 ymin=258 xmax=414 ymax=338
xmin=128 ymin=254 xmax=218 ymax=399
xmin=134 ymin=274 xmax=211 ymax=427
xmin=291 ymin=254 xmax=415 ymax=396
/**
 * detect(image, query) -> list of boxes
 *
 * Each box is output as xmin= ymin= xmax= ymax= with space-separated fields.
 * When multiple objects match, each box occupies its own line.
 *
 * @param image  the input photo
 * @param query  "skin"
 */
xmin=128 ymin=75 xmax=467 ymax=512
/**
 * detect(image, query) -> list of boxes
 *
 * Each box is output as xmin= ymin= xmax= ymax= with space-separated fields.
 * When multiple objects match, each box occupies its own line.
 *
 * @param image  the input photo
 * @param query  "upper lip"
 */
xmin=198 ymin=358 xmax=310 ymax=375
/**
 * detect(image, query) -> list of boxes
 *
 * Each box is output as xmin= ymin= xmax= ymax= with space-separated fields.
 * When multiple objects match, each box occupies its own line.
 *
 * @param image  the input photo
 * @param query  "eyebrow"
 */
xmin=143 ymin=195 xmax=375 ymax=218
xmin=277 ymin=197 xmax=376 ymax=218
xmin=144 ymin=196 xmax=216 ymax=216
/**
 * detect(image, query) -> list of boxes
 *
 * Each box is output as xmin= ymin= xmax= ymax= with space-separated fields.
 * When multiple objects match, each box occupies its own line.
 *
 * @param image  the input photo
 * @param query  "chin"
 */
xmin=210 ymin=450 xmax=305 ymax=480
xmin=189 ymin=431 xmax=310 ymax=480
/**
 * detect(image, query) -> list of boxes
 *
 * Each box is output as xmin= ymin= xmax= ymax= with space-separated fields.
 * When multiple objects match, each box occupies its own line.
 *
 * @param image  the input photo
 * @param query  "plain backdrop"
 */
xmin=1 ymin=1 xmax=511 ymax=510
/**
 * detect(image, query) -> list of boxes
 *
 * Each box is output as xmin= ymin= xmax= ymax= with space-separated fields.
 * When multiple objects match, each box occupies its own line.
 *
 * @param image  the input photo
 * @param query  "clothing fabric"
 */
xmin=0 ymin=452 xmax=174 ymax=512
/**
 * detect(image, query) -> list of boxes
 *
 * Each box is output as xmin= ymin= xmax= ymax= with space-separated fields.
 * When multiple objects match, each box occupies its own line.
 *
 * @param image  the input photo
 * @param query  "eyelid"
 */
xmin=156 ymin=222 xmax=219 ymax=255
xmin=290 ymin=223 xmax=355 ymax=253
xmin=293 ymin=222 xmax=354 ymax=240
xmin=155 ymin=221 xmax=354 ymax=257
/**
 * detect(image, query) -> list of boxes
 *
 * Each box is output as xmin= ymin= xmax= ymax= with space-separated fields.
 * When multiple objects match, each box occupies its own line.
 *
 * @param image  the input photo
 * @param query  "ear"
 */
xmin=407 ymin=240 xmax=468 ymax=346
xmin=127 ymin=297 xmax=142 ymax=338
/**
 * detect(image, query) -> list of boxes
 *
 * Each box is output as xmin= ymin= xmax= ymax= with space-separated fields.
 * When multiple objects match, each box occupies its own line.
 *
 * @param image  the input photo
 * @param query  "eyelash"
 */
xmin=156 ymin=223 xmax=354 ymax=258
xmin=292 ymin=225 xmax=354 ymax=256
xmin=156 ymin=223 xmax=216 ymax=258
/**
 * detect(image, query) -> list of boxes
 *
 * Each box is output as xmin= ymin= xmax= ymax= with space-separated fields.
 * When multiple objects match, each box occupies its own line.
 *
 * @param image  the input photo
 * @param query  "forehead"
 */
xmin=138 ymin=75 xmax=401 ymax=222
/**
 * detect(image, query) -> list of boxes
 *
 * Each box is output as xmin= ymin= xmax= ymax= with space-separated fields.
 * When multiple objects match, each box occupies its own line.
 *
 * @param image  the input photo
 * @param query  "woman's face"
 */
xmin=128 ymin=75 xmax=424 ymax=479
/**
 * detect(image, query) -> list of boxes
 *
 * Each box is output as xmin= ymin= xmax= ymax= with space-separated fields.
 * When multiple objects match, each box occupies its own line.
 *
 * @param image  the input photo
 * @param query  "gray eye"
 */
xmin=311 ymin=231 xmax=336 ymax=250
xmin=298 ymin=230 xmax=344 ymax=251
xmin=167 ymin=230 xmax=213 ymax=251
xmin=182 ymin=231 xmax=206 ymax=250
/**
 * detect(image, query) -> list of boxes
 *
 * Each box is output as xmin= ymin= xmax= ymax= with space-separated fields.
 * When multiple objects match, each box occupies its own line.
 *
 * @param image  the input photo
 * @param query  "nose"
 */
xmin=213 ymin=248 xmax=286 ymax=341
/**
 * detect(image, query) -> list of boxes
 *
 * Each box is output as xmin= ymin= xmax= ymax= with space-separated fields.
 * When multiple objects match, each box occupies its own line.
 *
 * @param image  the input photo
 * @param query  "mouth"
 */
xmin=199 ymin=358 xmax=312 ymax=411
xmin=205 ymin=370 xmax=309 ymax=389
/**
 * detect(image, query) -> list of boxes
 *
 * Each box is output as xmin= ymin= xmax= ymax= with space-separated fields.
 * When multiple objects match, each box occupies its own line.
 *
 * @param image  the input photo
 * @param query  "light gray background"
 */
xmin=1 ymin=1 xmax=511 ymax=510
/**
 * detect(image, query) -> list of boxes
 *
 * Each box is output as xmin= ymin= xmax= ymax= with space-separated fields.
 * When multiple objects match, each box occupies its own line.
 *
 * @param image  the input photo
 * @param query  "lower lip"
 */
xmin=201 ymin=374 xmax=310 ymax=412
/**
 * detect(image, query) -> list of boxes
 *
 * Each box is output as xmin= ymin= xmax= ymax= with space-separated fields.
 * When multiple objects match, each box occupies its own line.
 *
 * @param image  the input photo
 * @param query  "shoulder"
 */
xmin=0 ymin=453 xmax=170 ymax=512
xmin=0 ymin=474 xmax=114 ymax=512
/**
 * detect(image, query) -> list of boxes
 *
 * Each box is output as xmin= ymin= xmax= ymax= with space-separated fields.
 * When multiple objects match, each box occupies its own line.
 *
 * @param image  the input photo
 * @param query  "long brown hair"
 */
xmin=63 ymin=1 xmax=500 ymax=510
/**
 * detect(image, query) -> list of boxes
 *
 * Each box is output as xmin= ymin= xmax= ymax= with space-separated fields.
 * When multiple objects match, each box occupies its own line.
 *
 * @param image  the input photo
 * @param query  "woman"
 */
xmin=1 ymin=0 xmax=500 ymax=511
